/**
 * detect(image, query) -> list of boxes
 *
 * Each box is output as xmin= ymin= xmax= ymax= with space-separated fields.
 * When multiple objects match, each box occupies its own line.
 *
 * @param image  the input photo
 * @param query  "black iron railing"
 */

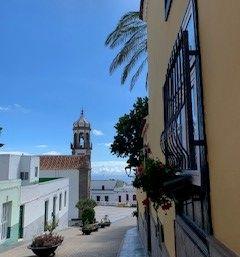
xmin=160 ymin=30 xmax=197 ymax=170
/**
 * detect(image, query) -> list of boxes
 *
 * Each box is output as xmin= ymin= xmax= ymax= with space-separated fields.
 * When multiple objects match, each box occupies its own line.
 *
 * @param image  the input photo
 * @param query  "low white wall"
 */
xmin=21 ymin=178 xmax=69 ymax=240
xmin=40 ymin=170 xmax=79 ymax=220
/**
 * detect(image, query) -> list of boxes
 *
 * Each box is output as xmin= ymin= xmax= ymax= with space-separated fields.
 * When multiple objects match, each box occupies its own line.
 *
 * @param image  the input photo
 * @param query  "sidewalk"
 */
xmin=118 ymin=227 xmax=146 ymax=257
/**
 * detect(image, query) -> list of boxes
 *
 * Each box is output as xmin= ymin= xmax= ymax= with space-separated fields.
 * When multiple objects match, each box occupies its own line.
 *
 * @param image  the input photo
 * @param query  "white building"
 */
xmin=40 ymin=111 xmax=92 ymax=221
xmin=40 ymin=155 xmax=90 ymax=221
xmin=91 ymin=180 xmax=137 ymax=207
xmin=0 ymin=154 xmax=69 ymax=241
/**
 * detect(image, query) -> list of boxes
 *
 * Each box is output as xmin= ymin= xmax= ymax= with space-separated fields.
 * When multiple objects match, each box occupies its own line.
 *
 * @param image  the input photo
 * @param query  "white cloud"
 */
xmin=104 ymin=142 xmax=112 ymax=148
xmin=0 ymin=104 xmax=30 ymax=114
xmin=41 ymin=151 xmax=62 ymax=155
xmin=0 ymin=106 xmax=10 ymax=112
xmin=97 ymin=142 xmax=112 ymax=148
xmin=36 ymin=144 xmax=48 ymax=148
xmin=92 ymin=129 xmax=104 ymax=136
xmin=92 ymin=161 xmax=127 ymax=175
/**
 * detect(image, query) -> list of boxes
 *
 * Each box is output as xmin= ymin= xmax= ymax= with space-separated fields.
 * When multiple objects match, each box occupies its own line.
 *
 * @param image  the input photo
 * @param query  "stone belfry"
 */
xmin=71 ymin=110 xmax=92 ymax=156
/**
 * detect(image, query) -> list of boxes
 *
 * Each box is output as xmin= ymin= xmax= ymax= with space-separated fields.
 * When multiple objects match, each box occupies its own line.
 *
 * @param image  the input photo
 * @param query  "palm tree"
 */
xmin=105 ymin=11 xmax=147 ymax=90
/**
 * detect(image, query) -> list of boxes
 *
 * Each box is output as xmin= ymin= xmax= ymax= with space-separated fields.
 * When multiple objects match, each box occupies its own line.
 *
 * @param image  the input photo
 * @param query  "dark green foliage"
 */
xmin=82 ymin=207 xmax=95 ymax=225
xmin=110 ymin=97 xmax=148 ymax=168
xmin=133 ymin=158 xmax=177 ymax=210
xmin=105 ymin=11 xmax=148 ymax=90
xmin=76 ymin=198 xmax=97 ymax=212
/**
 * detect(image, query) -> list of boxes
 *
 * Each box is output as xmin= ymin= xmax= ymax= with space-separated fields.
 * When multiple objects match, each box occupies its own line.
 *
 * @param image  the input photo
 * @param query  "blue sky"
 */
xmin=0 ymin=0 xmax=147 ymax=180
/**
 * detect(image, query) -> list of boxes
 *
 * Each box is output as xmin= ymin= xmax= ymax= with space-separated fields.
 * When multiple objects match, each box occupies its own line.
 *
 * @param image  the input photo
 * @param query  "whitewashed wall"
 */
xmin=21 ymin=178 xmax=69 ymax=240
xmin=40 ymin=170 xmax=79 ymax=220
xmin=91 ymin=187 xmax=137 ymax=206
xmin=0 ymin=155 xmax=39 ymax=184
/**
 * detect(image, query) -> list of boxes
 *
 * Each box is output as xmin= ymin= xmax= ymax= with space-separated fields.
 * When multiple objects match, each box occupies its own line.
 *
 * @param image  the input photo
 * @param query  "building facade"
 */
xmin=91 ymin=180 xmax=137 ymax=207
xmin=0 ymin=154 xmax=69 ymax=243
xmin=0 ymin=180 xmax=21 ymax=245
xmin=137 ymin=1 xmax=240 ymax=257
xmin=40 ymin=155 xmax=90 ymax=220
xmin=40 ymin=111 xmax=92 ymax=221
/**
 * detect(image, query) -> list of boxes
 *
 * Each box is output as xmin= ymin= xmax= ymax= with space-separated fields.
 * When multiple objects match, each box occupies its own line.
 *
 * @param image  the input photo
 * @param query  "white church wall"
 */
xmin=91 ymin=183 xmax=137 ymax=207
xmin=21 ymin=177 xmax=69 ymax=240
xmin=40 ymin=170 xmax=80 ymax=220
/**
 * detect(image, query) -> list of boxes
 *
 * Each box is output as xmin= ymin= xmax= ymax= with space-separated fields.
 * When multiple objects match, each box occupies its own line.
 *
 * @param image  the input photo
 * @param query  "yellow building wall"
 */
xmin=146 ymin=0 xmax=240 ymax=255
xmin=146 ymin=0 xmax=189 ymax=256
xmin=197 ymin=1 xmax=240 ymax=254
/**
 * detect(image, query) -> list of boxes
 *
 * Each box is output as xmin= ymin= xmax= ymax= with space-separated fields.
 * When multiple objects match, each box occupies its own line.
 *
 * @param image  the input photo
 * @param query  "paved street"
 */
xmin=0 ymin=207 xmax=140 ymax=257
xmin=95 ymin=206 xmax=135 ymax=223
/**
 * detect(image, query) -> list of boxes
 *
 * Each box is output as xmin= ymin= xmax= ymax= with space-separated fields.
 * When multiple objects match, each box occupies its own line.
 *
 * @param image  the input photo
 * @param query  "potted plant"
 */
xmin=28 ymin=216 xmax=63 ymax=257
xmin=82 ymin=220 xmax=93 ymax=235
xmin=91 ymin=222 xmax=99 ymax=232
xmin=102 ymin=215 xmax=111 ymax=227
xmin=99 ymin=221 xmax=106 ymax=228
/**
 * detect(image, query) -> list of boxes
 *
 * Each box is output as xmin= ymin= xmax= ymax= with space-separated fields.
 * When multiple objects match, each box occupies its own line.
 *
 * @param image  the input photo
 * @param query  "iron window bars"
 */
xmin=165 ymin=0 xmax=173 ymax=20
xmin=160 ymin=30 xmax=198 ymax=170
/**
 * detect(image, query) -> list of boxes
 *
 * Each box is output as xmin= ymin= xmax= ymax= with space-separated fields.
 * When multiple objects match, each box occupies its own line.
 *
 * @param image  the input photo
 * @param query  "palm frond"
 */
xmin=130 ymin=58 xmax=148 ymax=91
xmin=109 ymin=34 xmax=147 ymax=74
xmin=121 ymin=40 xmax=147 ymax=84
xmin=105 ymin=11 xmax=148 ymax=90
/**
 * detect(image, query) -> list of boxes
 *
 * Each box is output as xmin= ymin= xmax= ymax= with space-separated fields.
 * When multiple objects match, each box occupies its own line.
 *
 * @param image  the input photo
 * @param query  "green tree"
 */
xmin=105 ymin=11 xmax=147 ymax=90
xmin=76 ymin=198 xmax=97 ymax=212
xmin=82 ymin=207 xmax=95 ymax=225
xmin=111 ymin=97 xmax=148 ymax=168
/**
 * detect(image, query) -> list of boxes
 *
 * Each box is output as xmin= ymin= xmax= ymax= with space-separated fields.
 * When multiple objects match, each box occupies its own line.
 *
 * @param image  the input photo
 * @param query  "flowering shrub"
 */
xmin=133 ymin=158 xmax=179 ymax=211
xmin=31 ymin=234 xmax=63 ymax=248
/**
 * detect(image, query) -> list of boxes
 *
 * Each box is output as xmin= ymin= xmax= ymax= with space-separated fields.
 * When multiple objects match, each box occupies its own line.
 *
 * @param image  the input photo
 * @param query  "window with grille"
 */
xmin=160 ymin=30 xmax=197 ymax=171
xmin=164 ymin=0 xmax=173 ymax=20
xmin=161 ymin=0 xmax=212 ymax=235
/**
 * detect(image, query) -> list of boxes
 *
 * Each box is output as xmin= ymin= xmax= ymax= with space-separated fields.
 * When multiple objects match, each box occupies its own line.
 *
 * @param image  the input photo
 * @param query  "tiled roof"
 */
xmin=40 ymin=155 xmax=89 ymax=170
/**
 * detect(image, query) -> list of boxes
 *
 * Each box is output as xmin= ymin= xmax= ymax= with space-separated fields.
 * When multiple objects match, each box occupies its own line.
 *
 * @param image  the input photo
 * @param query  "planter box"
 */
xmin=28 ymin=244 xmax=61 ymax=257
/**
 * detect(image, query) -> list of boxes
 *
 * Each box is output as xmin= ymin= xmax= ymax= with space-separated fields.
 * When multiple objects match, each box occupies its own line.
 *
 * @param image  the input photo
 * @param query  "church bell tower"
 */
xmin=71 ymin=110 xmax=92 ymax=156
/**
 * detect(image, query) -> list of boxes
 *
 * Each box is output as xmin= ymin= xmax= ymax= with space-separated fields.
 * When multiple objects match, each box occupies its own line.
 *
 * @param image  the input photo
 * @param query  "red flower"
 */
xmin=161 ymin=201 xmax=172 ymax=211
xmin=142 ymin=198 xmax=149 ymax=206
xmin=136 ymin=165 xmax=144 ymax=176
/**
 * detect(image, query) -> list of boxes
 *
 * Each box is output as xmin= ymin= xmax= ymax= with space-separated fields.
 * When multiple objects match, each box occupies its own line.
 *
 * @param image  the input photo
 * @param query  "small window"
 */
xmin=102 ymin=185 xmax=105 ymax=190
xmin=105 ymin=196 xmax=109 ymax=202
xmin=20 ymin=172 xmax=29 ymax=180
xmin=118 ymin=196 xmax=121 ymax=203
xmin=126 ymin=194 xmax=129 ymax=201
xmin=164 ymin=0 xmax=173 ymax=20
xmin=35 ymin=167 xmax=38 ymax=177
xmin=64 ymin=191 xmax=67 ymax=207
xmin=96 ymin=196 xmax=100 ymax=202
xmin=133 ymin=194 xmax=136 ymax=201
xmin=59 ymin=193 xmax=62 ymax=211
